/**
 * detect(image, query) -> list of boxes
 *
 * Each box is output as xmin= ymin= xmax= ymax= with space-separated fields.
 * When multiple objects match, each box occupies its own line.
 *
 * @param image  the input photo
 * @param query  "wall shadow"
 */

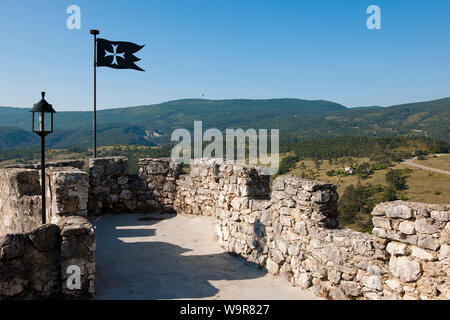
xmin=92 ymin=214 xmax=267 ymax=300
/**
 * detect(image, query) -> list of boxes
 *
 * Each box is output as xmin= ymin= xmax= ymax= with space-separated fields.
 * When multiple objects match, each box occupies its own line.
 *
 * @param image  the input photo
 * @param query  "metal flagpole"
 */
xmin=90 ymin=29 xmax=100 ymax=158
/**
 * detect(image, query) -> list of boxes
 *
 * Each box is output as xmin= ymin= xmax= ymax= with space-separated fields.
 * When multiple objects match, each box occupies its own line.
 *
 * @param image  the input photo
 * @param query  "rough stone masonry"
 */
xmin=1 ymin=156 xmax=449 ymax=300
xmin=88 ymin=157 xmax=182 ymax=215
xmin=173 ymin=158 xmax=449 ymax=300
xmin=86 ymin=156 xmax=450 ymax=300
xmin=0 ymin=162 xmax=95 ymax=299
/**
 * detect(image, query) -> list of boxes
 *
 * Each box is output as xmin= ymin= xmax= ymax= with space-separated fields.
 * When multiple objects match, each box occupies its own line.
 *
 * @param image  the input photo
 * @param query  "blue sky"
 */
xmin=0 ymin=0 xmax=449 ymax=110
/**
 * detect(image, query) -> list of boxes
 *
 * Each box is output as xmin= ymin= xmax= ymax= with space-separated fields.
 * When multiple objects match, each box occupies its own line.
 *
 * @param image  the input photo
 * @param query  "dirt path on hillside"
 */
xmin=402 ymin=155 xmax=450 ymax=176
xmin=92 ymin=213 xmax=320 ymax=300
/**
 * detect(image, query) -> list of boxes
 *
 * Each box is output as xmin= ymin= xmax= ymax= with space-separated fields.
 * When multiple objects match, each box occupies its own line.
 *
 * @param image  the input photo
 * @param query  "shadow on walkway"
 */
xmin=93 ymin=214 xmax=266 ymax=300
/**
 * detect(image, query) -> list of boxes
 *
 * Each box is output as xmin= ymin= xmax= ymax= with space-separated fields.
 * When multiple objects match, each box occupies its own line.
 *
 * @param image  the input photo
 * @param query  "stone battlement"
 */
xmin=88 ymin=156 xmax=182 ymax=215
xmin=1 ymin=156 xmax=448 ymax=300
xmin=0 ymin=161 xmax=95 ymax=299
xmin=86 ymin=156 xmax=448 ymax=299
xmin=170 ymin=159 xmax=448 ymax=300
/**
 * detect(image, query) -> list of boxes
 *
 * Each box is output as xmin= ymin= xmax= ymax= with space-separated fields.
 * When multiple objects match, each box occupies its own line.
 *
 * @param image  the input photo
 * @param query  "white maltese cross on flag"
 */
xmin=96 ymin=38 xmax=145 ymax=71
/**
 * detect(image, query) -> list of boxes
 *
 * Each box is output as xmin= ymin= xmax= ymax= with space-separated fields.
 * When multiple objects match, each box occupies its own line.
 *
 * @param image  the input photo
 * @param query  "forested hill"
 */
xmin=0 ymin=97 xmax=448 ymax=150
xmin=331 ymin=98 xmax=450 ymax=141
xmin=0 ymin=99 xmax=347 ymax=131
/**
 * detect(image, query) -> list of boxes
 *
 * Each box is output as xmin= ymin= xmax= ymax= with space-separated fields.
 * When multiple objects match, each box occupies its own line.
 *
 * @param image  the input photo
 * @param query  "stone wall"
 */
xmin=46 ymin=167 xmax=89 ymax=225
xmin=0 ymin=217 xmax=95 ymax=300
xmin=0 ymin=168 xmax=41 ymax=235
xmin=55 ymin=157 xmax=450 ymax=299
xmin=138 ymin=158 xmax=183 ymax=213
xmin=0 ymin=162 xmax=95 ymax=299
xmin=173 ymin=159 xmax=449 ymax=300
xmin=3 ymin=156 xmax=447 ymax=300
xmin=88 ymin=157 xmax=151 ymax=215
xmin=0 ymin=165 xmax=89 ymax=235
xmin=174 ymin=158 xmax=270 ymax=217
xmin=213 ymin=174 xmax=389 ymax=300
xmin=59 ymin=215 xmax=96 ymax=299
xmin=88 ymin=157 xmax=182 ymax=215
xmin=0 ymin=224 xmax=61 ymax=299
xmin=371 ymin=201 xmax=449 ymax=299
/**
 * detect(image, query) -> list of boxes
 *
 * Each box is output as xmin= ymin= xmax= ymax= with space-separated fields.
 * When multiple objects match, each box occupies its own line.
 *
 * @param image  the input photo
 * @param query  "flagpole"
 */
xmin=90 ymin=29 xmax=100 ymax=158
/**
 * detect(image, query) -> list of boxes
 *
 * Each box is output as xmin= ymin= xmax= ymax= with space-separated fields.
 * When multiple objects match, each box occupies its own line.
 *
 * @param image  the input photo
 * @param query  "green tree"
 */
xmin=385 ymin=169 xmax=411 ymax=190
xmin=338 ymin=183 xmax=387 ymax=232
xmin=382 ymin=186 xmax=398 ymax=201
xmin=277 ymin=155 xmax=299 ymax=175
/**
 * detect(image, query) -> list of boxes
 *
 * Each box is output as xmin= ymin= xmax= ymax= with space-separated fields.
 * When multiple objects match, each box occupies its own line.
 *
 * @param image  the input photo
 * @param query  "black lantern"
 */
xmin=31 ymin=92 xmax=56 ymax=136
xmin=31 ymin=92 xmax=56 ymax=224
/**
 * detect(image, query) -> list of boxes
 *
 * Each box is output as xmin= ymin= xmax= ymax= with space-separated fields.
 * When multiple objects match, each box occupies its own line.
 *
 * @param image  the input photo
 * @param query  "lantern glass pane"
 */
xmin=33 ymin=112 xmax=53 ymax=132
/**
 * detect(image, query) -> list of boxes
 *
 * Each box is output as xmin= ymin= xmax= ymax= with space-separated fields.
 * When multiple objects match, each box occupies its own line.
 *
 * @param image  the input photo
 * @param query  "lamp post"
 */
xmin=31 ymin=92 xmax=56 ymax=224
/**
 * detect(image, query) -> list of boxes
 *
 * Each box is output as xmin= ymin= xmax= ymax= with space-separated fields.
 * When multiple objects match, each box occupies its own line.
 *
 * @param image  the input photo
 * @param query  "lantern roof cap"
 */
xmin=30 ymin=92 xmax=56 ymax=113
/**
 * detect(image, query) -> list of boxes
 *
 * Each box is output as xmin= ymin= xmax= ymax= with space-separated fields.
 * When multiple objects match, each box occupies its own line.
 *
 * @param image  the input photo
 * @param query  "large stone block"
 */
xmin=294 ymin=271 xmax=312 ymax=289
xmin=415 ymin=219 xmax=439 ymax=235
xmin=417 ymin=236 xmax=440 ymax=251
xmin=385 ymin=205 xmax=413 ymax=219
xmin=398 ymin=220 xmax=415 ymax=235
xmin=373 ymin=217 xmax=392 ymax=230
xmin=386 ymin=241 xmax=409 ymax=256
xmin=340 ymin=281 xmax=362 ymax=297
xmin=411 ymin=246 xmax=437 ymax=261
xmin=362 ymin=275 xmax=383 ymax=291
xmin=389 ymin=256 xmax=421 ymax=282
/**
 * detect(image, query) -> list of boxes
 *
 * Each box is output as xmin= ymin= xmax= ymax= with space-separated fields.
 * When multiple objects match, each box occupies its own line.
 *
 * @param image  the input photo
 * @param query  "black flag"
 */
xmin=96 ymin=38 xmax=145 ymax=71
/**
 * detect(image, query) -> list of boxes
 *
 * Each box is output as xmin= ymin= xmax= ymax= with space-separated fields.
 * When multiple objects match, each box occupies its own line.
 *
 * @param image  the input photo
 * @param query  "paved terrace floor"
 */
xmin=92 ymin=213 xmax=320 ymax=300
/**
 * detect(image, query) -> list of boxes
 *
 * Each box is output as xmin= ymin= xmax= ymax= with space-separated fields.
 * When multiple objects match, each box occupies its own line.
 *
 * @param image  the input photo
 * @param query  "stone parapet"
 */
xmin=138 ymin=158 xmax=183 ymax=213
xmin=371 ymin=201 xmax=449 ymax=299
xmin=88 ymin=157 xmax=150 ymax=214
xmin=0 ymin=166 xmax=89 ymax=235
xmin=46 ymin=167 xmax=89 ymax=225
xmin=0 ymin=168 xmax=42 ymax=235
xmin=0 ymin=216 xmax=95 ymax=300
xmin=172 ymin=159 xmax=449 ymax=300
xmin=0 ymin=224 xmax=61 ymax=299
xmin=174 ymin=158 xmax=270 ymax=216
xmin=0 ymin=163 xmax=96 ymax=299
xmin=60 ymin=216 xmax=96 ymax=299
xmin=3 ymin=156 xmax=448 ymax=300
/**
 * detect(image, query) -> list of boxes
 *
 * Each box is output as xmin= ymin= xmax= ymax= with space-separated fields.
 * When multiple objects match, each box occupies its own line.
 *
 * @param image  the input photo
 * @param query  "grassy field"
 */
xmin=283 ymin=154 xmax=449 ymax=204
xmin=395 ymin=163 xmax=449 ymax=203
xmin=0 ymin=148 xmax=85 ymax=167
xmin=413 ymin=154 xmax=450 ymax=172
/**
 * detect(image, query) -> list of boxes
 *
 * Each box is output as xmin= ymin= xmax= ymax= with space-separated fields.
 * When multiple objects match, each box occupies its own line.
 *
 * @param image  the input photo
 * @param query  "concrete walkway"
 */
xmin=92 ymin=213 xmax=319 ymax=300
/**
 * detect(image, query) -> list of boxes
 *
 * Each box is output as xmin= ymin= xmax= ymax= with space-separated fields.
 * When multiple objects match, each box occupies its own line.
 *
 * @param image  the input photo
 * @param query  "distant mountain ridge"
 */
xmin=0 ymin=97 xmax=448 ymax=150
